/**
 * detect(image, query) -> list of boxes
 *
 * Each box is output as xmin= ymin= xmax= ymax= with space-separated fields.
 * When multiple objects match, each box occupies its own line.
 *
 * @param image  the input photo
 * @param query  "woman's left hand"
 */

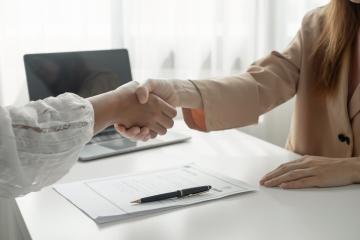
xmin=260 ymin=156 xmax=360 ymax=189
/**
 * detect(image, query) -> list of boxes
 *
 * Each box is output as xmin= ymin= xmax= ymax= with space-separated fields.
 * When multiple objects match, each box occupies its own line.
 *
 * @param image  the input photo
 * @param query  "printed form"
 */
xmin=54 ymin=165 xmax=255 ymax=224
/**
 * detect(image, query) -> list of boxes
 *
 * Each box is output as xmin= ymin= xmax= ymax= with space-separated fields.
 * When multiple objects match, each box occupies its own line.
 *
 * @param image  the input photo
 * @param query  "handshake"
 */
xmin=88 ymin=79 xmax=203 ymax=140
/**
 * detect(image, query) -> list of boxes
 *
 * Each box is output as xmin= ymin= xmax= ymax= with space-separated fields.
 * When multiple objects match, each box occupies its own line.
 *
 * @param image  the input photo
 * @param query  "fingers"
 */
xmin=262 ymin=168 xmax=314 ymax=187
xmin=159 ymin=98 xmax=177 ymax=118
xmin=115 ymin=124 xmax=151 ymax=141
xmin=135 ymin=127 xmax=151 ymax=141
xmin=149 ymin=123 xmax=167 ymax=136
xmin=136 ymin=79 xmax=156 ymax=104
xmin=157 ymin=112 xmax=175 ymax=129
xmin=260 ymin=158 xmax=308 ymax=185
xmin=114 ymin=124 xmax=126 ymax=133
xmin=125 ymin=127 xmax=142 ymax=137
xmin=115 ymin=124 xmax=140 ymax=137
xmin=136 ymin=86 xmax=149 ymax=104
xmin=151 ymin=94 xmax=176 ymax=128
xmin=260 ymin=156 xmax=323 ymax=189
xmin=279 ymin=177 xmax=319 ymax=189
xmin=149 ymin=130 xmax=158 ymax=139
xmin=143 ymin=94 xmax=175 ymax=135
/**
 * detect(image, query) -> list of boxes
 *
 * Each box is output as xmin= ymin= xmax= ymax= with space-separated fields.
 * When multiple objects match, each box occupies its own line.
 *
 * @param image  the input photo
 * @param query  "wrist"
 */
xmin=88 ymin=91 xmax=126 ymax=133
xmin=175 ymin=80 xmax=203 ymax=109
xmin=106 ymin=89 xmax=128 ymax=126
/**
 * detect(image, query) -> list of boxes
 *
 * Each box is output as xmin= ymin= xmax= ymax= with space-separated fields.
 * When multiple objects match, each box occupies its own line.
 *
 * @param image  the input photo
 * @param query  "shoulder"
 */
xmin=300 ymin=6 xmax=328 ymax=34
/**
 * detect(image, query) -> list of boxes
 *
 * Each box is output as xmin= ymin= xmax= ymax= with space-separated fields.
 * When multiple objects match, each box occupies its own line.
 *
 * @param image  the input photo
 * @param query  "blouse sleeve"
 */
xmin=0 ymin=93 xmax=94 ymax=198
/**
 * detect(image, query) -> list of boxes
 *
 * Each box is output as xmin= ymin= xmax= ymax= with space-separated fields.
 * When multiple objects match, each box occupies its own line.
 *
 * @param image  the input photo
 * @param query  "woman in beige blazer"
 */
xmin=118 ymin=0 xmax=360 ymax=189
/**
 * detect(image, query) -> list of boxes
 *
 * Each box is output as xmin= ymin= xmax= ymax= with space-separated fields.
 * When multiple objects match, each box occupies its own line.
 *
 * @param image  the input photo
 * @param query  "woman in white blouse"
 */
xmin=0 ymin=81 xmax=176 ymax=240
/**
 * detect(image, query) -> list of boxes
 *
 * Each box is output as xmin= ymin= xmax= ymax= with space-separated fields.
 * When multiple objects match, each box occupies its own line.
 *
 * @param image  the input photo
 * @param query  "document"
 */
xmin=54 ymin=165 xmax=255 ymax=224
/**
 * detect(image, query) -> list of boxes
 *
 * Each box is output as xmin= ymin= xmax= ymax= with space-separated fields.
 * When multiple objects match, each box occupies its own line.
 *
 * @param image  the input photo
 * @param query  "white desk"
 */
xmin=16 ymin=121 xmax=360 ymax=240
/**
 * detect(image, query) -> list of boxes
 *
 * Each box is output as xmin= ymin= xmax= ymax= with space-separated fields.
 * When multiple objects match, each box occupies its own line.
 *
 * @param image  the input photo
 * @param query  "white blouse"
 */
xmin=0 ymin=93 xmax=94 ymax=239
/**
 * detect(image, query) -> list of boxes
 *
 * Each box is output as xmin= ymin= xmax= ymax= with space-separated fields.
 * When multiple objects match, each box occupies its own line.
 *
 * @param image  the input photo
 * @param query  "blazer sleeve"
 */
xmin=183 ymin=28 xmax=303 ymax=131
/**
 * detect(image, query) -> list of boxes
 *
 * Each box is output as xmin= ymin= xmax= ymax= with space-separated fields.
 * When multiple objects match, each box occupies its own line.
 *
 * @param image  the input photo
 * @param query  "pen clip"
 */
xmin=183 ymin=189 xmax=211 ymax=198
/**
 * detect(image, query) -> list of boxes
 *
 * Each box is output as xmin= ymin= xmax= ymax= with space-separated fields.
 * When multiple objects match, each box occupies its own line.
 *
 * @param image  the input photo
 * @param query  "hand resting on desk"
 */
xmin=259 ymin=155 xmax=360 ymax=188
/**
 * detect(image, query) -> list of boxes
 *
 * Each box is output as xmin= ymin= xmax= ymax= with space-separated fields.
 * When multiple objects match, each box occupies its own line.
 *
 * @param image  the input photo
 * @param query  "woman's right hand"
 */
xmin=135 ymin=79 xmax=181 ymax=106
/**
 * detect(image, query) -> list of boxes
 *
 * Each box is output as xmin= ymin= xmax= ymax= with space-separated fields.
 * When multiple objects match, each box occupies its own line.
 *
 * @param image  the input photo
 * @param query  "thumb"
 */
xmin=114 ymin=123 xmax=126 ymax=133
xmin=135 ymin=80 xmax=155 ymax=104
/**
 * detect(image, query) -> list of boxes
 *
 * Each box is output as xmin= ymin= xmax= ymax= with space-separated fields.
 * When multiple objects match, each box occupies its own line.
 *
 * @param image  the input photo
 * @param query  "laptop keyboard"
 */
xmin=88 ymin=131 xmax=126 ymax=144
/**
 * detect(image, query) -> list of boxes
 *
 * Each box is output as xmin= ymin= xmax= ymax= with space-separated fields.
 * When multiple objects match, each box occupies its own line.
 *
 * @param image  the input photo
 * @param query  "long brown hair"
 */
xmin=312 ymin=0 xmax=360 ymax=93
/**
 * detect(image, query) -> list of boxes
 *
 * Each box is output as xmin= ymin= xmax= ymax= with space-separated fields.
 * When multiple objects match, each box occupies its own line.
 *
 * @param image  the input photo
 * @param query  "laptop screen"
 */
xmin=24 ymin=49 xmax=132 ymax=101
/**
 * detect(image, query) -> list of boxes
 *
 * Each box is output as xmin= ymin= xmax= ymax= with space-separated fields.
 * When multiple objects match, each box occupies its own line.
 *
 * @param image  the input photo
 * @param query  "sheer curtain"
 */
xmin=117 ymin=0 xmax=328 ymax=81
xmin=0 ymin=0 xmax=114 ymax=106
xmin=116 ymin=0 xmax=329 ymax=146
xmin=0 ymin=0 xmax=328 ymax=145
xmin=119 ymin=0 xmax=259 ymax=82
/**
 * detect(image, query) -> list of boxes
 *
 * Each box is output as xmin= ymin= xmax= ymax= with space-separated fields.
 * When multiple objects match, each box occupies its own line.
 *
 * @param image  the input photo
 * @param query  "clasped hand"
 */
xmin=115 ymin=79 xmax=181 ymax=141
xmin=89 ymin=81 xmax=176 ymax=136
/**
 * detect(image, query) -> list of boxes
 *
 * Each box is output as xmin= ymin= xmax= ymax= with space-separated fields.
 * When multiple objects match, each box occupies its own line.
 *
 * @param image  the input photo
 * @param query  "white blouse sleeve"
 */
xmin=0 ymin=93 xmax=94 ymax=198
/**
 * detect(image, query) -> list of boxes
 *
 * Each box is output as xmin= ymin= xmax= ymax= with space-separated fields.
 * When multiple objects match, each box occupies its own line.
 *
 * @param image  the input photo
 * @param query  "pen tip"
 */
xmin=130 ymin=199 xmax=141 ymax=204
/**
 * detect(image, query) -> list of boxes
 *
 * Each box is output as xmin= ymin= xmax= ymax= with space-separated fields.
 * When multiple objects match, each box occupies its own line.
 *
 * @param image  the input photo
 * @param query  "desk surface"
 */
xmin=16 ymin=121 xmax=360 ymax=240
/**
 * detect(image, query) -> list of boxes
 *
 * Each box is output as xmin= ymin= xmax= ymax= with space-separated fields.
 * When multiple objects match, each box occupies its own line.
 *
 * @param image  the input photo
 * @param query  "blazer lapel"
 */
xmin=349 ymin=85 xmax=360 ymax=120
xmin=327 ymin=46 xmax=352 ymax=132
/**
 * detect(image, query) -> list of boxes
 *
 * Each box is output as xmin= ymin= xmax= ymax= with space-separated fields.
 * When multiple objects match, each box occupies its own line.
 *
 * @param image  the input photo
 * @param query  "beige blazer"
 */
xmin=183 ymin=7 xmax=360 ymax=158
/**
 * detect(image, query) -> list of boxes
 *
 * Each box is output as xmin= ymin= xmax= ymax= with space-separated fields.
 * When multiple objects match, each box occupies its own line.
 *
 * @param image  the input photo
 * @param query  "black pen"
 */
xmin=130 ymin=185 xmax=212 ymax=204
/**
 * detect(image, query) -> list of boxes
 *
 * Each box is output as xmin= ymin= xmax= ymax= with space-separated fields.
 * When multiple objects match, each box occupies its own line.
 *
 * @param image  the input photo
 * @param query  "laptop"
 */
xmin=24 ymin=49 xmax=191 ymax=161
